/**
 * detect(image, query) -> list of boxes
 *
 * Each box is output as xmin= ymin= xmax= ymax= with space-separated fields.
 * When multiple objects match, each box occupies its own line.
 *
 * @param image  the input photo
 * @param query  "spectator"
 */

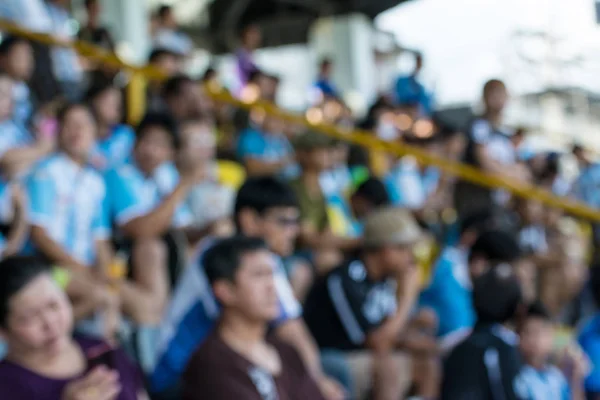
xmin=236 ymin=114 xmax=297 ymax=178
xmin=0 ymin=72 xmax=53 ymax=178
xmin=303 ymin=207 xmax=438 ymax=400
xmin=349 ymin=177 xmax=390 ymax=232
xmin=0 ymin=36 xmax=34 ymax=127
xmin=0 ymin=256 xmax=147 ymax=400
xmin=152 ymin=176 xmax=345 ymax=400
xmin=143 ymin=48 xmax=182 ymax=113
xmin=78 ymin=0 xmax=115 ymax=51
xmin=46 ymin=0 xmax=84 ymax=102
xmin=455 ymin=79 xmax=529 ymax=218
xmin=235 ymin=24 xmax=261 ymax=92
xmin=153 ymin=5 xmax=193 ymax=57
xmin=394 ymin=53 xmax=433 ymax=116
xmin=86 ymin=82 xmax=135 ymax=171
xmin=163 ymin=75 xmax=212 ymax=122
xmin=182 ymin=236 xmax=326 ymax=400
xmin=441 ymin=263 xmax=528 ymax=400
xmin=0 ymin=0 xmax=62 ymax=102
xmin=0 ymin=181 xmax=27 ymax=257
xmin=519 ymin=301 xmax=585 ymax=400
xmin=314 ymin=58 xmax=339 ymax=100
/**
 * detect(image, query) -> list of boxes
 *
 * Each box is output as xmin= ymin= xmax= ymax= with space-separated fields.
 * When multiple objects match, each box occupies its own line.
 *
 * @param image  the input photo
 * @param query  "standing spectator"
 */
xmin=0 ymin=36 xmax=34 ymax=127
xmin=314 ymin=58 xmax=339 ymax=100
xmin=0 ymin=256 xmax=147 ymax=400
xmin=77 ymin=0 xmax=115 ymax=51
xmin=442 ymin=264 xmax=528 ymax=400
xmin=86 ymin=82 xmax=135 ymax=171
xmin=0 ymin=0 xmax=62 ymax=103
xmin=235 ymin=24 xmax=261 ymax=93
xmin=394 ymin=52 xmax=433 ymax=116
xmin=519 ymin=302 xmax=585 ymax=400
xmin=46 ymin=0 xmax=84 ymax=101
xmin=152 ymin=5 xmax=193 ymax=57
xmin=303 ymin=207 xmax=438 ymax=400
xmin=182 ymin=237 xmax=326 ymax=400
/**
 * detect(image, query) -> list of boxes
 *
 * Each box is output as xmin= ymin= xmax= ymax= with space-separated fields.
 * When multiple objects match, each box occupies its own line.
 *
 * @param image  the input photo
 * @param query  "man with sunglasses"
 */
xmin=151 ymin=176 xmax=345 ymax=400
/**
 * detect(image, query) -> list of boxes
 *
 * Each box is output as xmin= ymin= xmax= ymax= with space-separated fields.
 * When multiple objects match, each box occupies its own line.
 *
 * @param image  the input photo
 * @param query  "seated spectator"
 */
xmin=0 ymin=256 xmax=147 ymax=400
xmin=349 ymin=177 xmax=390 ymax=234
xmin=290 ymin=132 xmax=360 ymax=274
xmin=152 ymin=176 xmax=345 ymax=400
xmin=0 ymin=72 xmax=53 ymax=178
xmin=237 ymin=114 xmax=297 ymax=178
xmin=143 ymin=49 xmax=182 ymax=112
xmin=393 ymin=53 xmax=433 ymax=117
xmin=419 ymin=217 xmax=515 ymax=346
xmin=152 ymin=5 xmax=193 ymax=57
xmin=442 ymin=263 xmax=527 ymax=400
xmin=86 ymin=82 xmax=135 ymax=171
xmin=303 ymin=207 xmax=438 ymax=400
xmin=0 ymin=181 xmax=27 ymax=258
xmin=519 ymin=302 xmax=585 ymax=400
xmin=163 ymin=75 xmax=213 ymax=122
xmin=0 ymin=36 xmax=34 ymax=126
xmin=182 ymin=236 xmax=326 ymax=400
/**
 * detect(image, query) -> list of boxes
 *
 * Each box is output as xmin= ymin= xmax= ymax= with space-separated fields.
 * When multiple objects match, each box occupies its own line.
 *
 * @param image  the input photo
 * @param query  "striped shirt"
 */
xmin=520 ymin=365 xmax=570 ymax=400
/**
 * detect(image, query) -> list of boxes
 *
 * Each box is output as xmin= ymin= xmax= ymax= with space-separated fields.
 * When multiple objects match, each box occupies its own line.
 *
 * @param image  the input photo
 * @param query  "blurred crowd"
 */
xmin=1 ymin=1 xmax=600 ymax=400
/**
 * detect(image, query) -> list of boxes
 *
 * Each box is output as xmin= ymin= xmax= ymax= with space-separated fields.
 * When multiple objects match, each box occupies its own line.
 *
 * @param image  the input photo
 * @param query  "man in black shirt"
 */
xmin=304 ymin=207 xmax=438 ymax=400
xmin=442 ymin=263 xmax=530 ymax=400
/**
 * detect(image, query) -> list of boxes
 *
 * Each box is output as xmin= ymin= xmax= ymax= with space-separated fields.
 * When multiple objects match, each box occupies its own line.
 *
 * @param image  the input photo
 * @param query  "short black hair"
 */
xmin=85 ymin=81 xmax=118 ymax=103
xmin=158 ymin=5 xmax=172 ymax=19
xmin=0 ymin=36 xmax=30 ymax=57
xmin=57 ymin=102 xmax=95 ymax=125
xmin=0 ymin=257 xmax=51 ymax=327
xmin=473 ymin=264 xmax=522 ymax=325
xmin=524 ymin=301 xmax=551 ymax=322
xmin=459 ymin=210 xmax=494 ymax=236
xmin=136 ymin=111 xmax=180 ymax=149
xmin=320 ymin=58 xmax=332 ymax=69
xmin=203 ymin=236 xmax=267 ymax=284
xmin=148 ymin=48 xmax=179 ymax=64
xmin=163 ymin=74 xmax=194 ymax=99
xmin=234 ymin=176 xmax=298 ymax=230
xmin=353 ymin=177 xmax=390 ymax=207
xmin=469 ymin=230 xmax=521 ymax=264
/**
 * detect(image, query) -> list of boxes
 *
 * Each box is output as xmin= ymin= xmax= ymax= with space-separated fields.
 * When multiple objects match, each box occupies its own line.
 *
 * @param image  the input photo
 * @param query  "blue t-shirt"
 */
xmin=384 ymin=157 xmax=439 ymax=210
xmin=578 ymin=314 xmax=600 ymax=394
xmin=419 ymin=246 xmax=475 ymax=337
xmin=151 ymin=238 xmax=302 ymax=392
xmin=90 ymin=125 xmax=135 ymax=172
xmin=520 ymin=365 xmax=570 ymax=400
xmin=236 ymin=128 xmax=298 ymax=179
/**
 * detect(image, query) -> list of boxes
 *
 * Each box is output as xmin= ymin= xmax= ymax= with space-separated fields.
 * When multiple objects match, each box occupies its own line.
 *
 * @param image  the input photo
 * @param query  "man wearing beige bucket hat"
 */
xmin=303 ymin=206 xmax=439 ymax=400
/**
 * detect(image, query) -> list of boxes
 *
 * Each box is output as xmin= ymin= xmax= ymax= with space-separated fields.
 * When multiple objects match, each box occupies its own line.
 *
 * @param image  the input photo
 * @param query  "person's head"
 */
xmin=234 ymin=177 xmax=299 ymax=257
xmin=350 ymin=177 xmax=390 ymax=220
xmin=518 ymin=301 xmax=554 ymax=366
xmin=0 ymin=73 xmax=14 ymax=121
xmin=163 ymin=75 xmax=206 ymax=120
xmin=262 ymin=74 xmax=280 ymax=102
xmin=571 ymin=144 xmax=586 ymax=165
xmin=0 ymin=257 xmax=73 ymax=358
xmin=515 ymin=198 xmax=544 ymax=226
xmin=0 ymin=36 xmax=34 ymax=81
xmin=85 ymin=82 xmax=122 ymax=128
xmin=414 ymin=52 xmax=423 ymax=74
xmin=262 ymin=114 xmax=285 ymax=134
xmin=512 ymin=127 xmax=526 ymax=149
xmin=293 ymin=131 xmax=333 ymax=173
xmin=84 ymin=0 xmax=100 ymax=20
xmin=319 ymin=58 xmax=333 ymax=78
xmin=240 ymin=24 xmax=261 ymax=50
xmin=57 ymin=103 xmax=97 ymax=161
xmin=483 ymin=79 xmax=508 ymax=114
xmin=148 ymin=48 xmax=180 ymax=77
xmin=178 ymin=117 xmax=216 ymax=164
xmin=134 ymin=112 xmax=179 ymax=173
xmin=157 ymin=5 xmax=176 ymax=29
xmin=362 ymin=207 xmax=423 ymax=278
xmin=473 ymin=263 xmax=522 ymax=326
xmin=202 ymin=67 xmax=217 ymax=83
xmin=468 ymin=230 xmax=522 ymax=280
xmin=204 ymin=236 xmax=278 ymax=322
xmin=458 ymin=210 xmax=494 ymax=248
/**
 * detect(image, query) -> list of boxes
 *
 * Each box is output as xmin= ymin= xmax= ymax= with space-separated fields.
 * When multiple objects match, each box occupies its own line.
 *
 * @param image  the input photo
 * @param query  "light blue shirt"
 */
xmin=104 ymin=161 xmax=193 ymax=229
xmin=578 ymin=314 xmax=600 ymax=393
xmin=26 ymin=153 xmax=110 ymax=265
xmin=520 ymin=365 xmax=570 ymax=400
xmin=89 ymin=125 xmax=135 ymax=172
xmin=0 ymin=120 xmax=32 ymax=160
xmin=385 ymin=157 xmax=439 ymax=209
xmin=0 ymin=0 xmax=53 ymax=33
xmin=419 ymin=246 xmax=475 ymax=337
xmin=46 ymin=4 xmax=83 ymax=83
xmin=12 ymin=81 xmax=32 ymax=127
xmin=394 ymin=75 xmax=434 ymax=116
xmin=152 ymin=238 xmax=302 ymax=392
xmin=237 ymin=128 xmax=298 ymax=179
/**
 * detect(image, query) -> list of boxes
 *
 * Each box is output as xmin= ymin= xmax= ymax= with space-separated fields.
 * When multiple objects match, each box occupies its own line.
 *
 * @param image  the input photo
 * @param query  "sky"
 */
xmin=376 ymin=0 xmax=600 ymax=105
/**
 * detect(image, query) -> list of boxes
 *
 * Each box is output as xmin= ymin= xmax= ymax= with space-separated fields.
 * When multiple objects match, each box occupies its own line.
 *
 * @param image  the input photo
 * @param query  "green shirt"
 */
xmin=289 ymin=178 xmax=329 ymax=233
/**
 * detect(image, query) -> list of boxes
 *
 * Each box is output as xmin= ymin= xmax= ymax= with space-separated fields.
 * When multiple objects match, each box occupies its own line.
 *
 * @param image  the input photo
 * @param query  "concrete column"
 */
xmin=309 ymin=13 xmax=377 ymax=112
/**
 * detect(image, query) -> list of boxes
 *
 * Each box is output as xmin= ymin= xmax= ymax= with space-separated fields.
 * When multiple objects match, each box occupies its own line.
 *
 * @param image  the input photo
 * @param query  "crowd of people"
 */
xmin=1 ymin=1 xmax=600 ymax=400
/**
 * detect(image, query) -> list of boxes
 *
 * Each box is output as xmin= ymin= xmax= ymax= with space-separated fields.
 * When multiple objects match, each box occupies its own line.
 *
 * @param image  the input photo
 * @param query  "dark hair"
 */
xmin=158 ymin=5 xmax=172 ymax=19
xmin=57 ymin=102 xmax=95 ymax=125
xmin=353 ymin=177 xmax=390 ymax=207
xmin=85 ymin=81 xmax=118 ymax=104
xmin=136 ymin=112 xmax=180 ymax=149
xmin=203 ymin=236 xmax=267 ymax=284
xmin=459 ymin=210 xmax=494 ymax=236
xmin=0 ymin=35 xmax=30 ymax=56
xmin=524 ymin=301 xmax=551 ymax=321
xmin=473 ymin=264 xmax=522 ymax=325
xmin=234 ymin=176 xmax=298 ymax=230
xmin=162 ymin=74 xmax=194 ymax=99
xmin=202 ymin=67 xmax=217 ymax=82
xmin=247 ymin=69 xmax=263 ymax=84
xmin=320 ymin=58 xmax=332 ymax=69
xmin=483 ymin=79 xmax=506 ymax=97
xmin=0 ymin=257 xmax=51 ymax=327
xmin=469 ymin=230 xmax=521 ymax=264
xmin=148 ymin=48 xmax=178 ymax=64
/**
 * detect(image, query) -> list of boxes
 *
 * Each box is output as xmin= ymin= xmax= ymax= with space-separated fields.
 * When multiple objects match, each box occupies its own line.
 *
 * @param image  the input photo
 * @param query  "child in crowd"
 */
xmin=0 ymin=36 xmax=34 ymax=126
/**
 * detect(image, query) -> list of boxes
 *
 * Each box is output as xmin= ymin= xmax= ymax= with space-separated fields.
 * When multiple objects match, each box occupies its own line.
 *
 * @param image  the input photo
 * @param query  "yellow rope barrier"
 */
xmin=2 ymin=18 xmax=600 ymax=221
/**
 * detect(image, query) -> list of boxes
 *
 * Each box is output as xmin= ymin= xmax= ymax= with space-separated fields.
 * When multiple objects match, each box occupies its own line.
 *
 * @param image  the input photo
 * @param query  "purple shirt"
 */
xmin=235 ymin=48 xmax=258 ymax=87
xmin=0 ymin=336 xmax=143 ymax=400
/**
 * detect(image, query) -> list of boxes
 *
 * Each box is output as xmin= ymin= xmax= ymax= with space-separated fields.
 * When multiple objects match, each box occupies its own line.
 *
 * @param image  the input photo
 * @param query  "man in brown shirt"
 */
xmin=182 ymin=236 xmax=326 ymax=400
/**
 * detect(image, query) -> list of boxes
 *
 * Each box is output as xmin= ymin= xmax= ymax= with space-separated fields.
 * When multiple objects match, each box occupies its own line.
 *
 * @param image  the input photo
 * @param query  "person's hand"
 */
xmin=10 ymin=183 xmax=26 ymax=208
xmin=317 ymin=375 xmax=346 ymax=400
xmin=396 ymin=263 xmax=420 ymax=302
xmin=61 ymin=366 xmax=121 ymax=400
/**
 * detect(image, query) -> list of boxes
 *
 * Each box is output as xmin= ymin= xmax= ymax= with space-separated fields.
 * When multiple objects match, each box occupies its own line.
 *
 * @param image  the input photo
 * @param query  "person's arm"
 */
xmin=0 ymin=142 xmax=53 ymax=176
xmin=244 ymin=157 xmax=292 ymax=176
xmin=3 ymin=184 xmax=28 ymax=257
